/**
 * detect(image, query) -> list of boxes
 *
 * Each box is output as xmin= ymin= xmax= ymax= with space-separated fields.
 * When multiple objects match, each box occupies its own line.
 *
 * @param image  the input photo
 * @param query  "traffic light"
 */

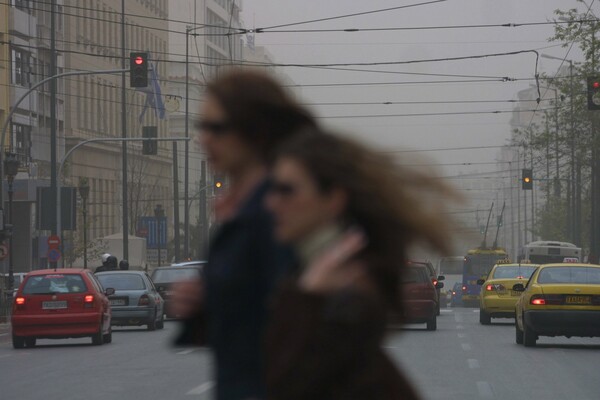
xmin=522 ymin=169 xmax=533 ymax=190
xmin=130 ymin=52 xmax=149 ymax=88
xmin=142 ymin=126 xmax=157 ymax=155
xmin=213 ymin=174 xmax=225 ymax=195
xmin=588 ymin=77 xmax=600 ymax=110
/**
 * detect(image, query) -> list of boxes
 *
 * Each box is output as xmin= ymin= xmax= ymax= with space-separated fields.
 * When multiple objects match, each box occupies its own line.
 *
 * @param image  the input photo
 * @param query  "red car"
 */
xmin=401 ymin=264 xmax=441 ymax=330
xmin=11 ymin=269 xmax=114 ymax=348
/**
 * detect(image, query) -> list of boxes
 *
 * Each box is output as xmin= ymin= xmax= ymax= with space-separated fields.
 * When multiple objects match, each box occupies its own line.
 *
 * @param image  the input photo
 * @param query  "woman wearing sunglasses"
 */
xmin=174 ymin=70 xmax=315 ymax=400
xmin=265 ymin=130 xmax=454 ymax=399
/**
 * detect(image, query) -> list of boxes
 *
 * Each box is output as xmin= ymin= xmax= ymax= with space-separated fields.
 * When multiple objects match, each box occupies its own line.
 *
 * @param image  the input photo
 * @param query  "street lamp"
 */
xmin=4 ymin=153 xmax=19 ymax=291
xmin=154 ymin=204 xmax=165 ymax=267
xmin=78 ymin=178 xmax=90 ymax=269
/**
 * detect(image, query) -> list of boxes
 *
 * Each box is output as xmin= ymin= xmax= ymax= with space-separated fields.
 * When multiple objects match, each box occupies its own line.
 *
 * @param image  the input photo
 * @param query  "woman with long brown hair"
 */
xmin=265 ymin=129 xmax=454 ymax=399
xmin=173 ymin=69 xmax=316 ymax=400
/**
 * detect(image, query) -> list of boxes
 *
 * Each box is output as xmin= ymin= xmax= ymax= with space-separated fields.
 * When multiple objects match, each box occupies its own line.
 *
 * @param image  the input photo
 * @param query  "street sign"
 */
xmin=0 ymin=244 xmax=8 ymax=261
xmin=48 ymin=235 xmax=61 ymax=248
xmin=47 ymin=248 xmax=62 ymax=263
xmin=137 ymin=216 xmax=167 ymax=249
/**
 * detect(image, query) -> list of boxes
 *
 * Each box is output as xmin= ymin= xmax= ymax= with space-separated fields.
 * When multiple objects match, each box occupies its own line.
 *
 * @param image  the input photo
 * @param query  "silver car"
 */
xmin=96 ymin=271 xmax=164 ymax=331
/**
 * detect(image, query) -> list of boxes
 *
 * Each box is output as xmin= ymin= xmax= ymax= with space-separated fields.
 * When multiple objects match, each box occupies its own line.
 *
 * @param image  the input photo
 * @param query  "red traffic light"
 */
xmin=135 ymin=56 xmax=144 ymax=65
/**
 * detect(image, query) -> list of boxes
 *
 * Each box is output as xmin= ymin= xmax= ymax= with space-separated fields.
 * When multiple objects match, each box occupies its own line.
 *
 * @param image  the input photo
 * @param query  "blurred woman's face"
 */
xmin=198 ymin=96 xmax=258 ymax=174
xmin=267 ymin=158 xmax=347 ymax=243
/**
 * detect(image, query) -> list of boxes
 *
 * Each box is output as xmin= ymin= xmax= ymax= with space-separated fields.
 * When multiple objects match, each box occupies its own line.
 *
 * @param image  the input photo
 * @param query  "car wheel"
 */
xmin=479 ymin=309 xmax=491 ymax=325
xmin=515 ymin=323 xmax=524 ymax=344
xmin=147 ymin=316 xmax=157 ymax=331
xmin=436 ymin=302 xmax=441 ymax=316
xmin=523 ymin=322 xmax=537 ymax=347
xmin=426 ymin=315 xmax=437 ymax=331
xmin=91 ymin=325 xmax=104 ymax=346
xmin=156 ymin=313 xmax=165 ymax=330
xmin=25 ymin=338 xmax=36 ymax=348
xmin=103 ymin=326 xmax=112 ymax=344
xmin=12 ymin=335 xmax=25 ymax=349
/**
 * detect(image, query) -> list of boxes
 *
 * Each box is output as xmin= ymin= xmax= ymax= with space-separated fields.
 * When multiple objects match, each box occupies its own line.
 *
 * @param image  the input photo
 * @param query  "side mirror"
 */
xmin=512 ymin=283 xmax=525 ymax=292
xmin=436 ymin=282 xmax=444 ymax=289
xmin=105 ymin=288 xmax=116 ymax=296
xmin=437 ymin=275 xmax=446 ymax=281
xmin=476 ymin=279 xmax=485 ymax=286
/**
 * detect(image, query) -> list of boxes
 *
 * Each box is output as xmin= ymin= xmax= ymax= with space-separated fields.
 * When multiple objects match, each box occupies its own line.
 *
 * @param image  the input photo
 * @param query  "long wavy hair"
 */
xmin=276 ymin=130 xmax=457 ymax=310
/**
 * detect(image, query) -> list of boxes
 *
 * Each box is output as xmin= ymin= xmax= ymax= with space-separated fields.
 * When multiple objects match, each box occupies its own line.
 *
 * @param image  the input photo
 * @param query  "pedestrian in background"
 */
xmin=265 ymin=130 xmax=455 ymax=400
xmin=173 ymin=70 xmax=316 ymax=400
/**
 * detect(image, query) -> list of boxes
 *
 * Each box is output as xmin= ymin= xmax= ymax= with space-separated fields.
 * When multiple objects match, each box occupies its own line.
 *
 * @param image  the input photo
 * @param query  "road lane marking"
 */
xmin=454 ymin=313 xmax=463 ymax=323
xmin=0 ymin=333 xmax=9 ymax=337
xmin=457 ymin=333 xmax=466 ymax=338
xmin=476 ymin=381 xmax=494 ymax=398
xmin=461 ymin=343 xmax=472 ymax=351
xmin=177 ymin=349 xmax=197 ymax=355
xmin=456 ymin=325 xmax=464 ymax=330
xmin=468 ymin=359 xmax=480 ymax=369
xmin=473 ymin=309 xmax=479 ymax=313
xmin=0 ymin=354 xmax=11 ymax=359
xmin=441 ymin=309 xmax=453 ymax=313
xmin=187 ymin=382 xmax=214 ymax=395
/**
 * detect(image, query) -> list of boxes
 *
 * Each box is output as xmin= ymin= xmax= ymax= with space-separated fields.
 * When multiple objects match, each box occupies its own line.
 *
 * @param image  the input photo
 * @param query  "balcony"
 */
xmin=9 ymin=7 xmax=37 ymax=39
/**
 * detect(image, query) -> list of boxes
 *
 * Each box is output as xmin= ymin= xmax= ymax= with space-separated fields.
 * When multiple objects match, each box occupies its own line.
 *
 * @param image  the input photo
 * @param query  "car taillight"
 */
xmin=432 ymin=279 xmax=438 ymax=286
xmin=486 ymin=284 xmax=505 ymax=291
xmin=462 ymin=285 xmax=467 ymax=292
xmin=15 ymin=297 xmax=25 ymax=305
xmin=138 ymin=294 xmax=150 ymax=306
xmin=452 ymin=291 xmax=456 ymax=295
xmin=531 ymin=295 xmax=546 ymax=305
xmin=84 ymin=294 xmax=95 ymax=308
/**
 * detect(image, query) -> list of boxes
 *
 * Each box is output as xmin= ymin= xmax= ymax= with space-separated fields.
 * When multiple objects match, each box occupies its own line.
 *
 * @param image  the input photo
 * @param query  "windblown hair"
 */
xmin=206 ymin=69 xmax=316 ymax=163
xmin=277 ymin=130 xmax=458 ymax=310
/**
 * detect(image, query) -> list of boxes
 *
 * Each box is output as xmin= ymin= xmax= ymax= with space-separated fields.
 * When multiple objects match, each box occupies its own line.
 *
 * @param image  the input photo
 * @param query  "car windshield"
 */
xmin=491 ymin=266 xmax=537 ymax=279
xmin=96 ymin=274 xmax=146 ymax=290
xmin=22 ymin=274 xmax=87 ymax=294
xmin=537 ymin=267 xmax=600 ymax=284
xmin=151 ymin=268 xmax=200 ymax=282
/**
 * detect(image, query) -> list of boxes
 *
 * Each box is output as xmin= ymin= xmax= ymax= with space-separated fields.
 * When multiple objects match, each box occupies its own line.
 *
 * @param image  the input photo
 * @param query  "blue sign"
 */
xmin=137 ymin=216 xmax=167 ymax=249
xmin=47 ymin=248 xmax=62 ymax=263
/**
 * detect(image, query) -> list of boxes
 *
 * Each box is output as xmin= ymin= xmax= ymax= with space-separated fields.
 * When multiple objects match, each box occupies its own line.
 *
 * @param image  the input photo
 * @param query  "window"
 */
xmin=13 ymin=0 xmax=31 ymax=12
xmin=11 ymin=48 xmax=31 ymax=86
xmin=96 ymin=273 xmax=147 ymax=290
xmin=11 ymin=123 xmax=32 ymax=161
xmin=23 ymin=274 xmax=89 ymax=294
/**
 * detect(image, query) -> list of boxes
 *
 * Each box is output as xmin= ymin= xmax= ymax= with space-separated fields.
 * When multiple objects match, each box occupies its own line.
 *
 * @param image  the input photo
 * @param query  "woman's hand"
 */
xmin=170 ymin=278 xmax=204 ymax=318
xmin=299 ymin=229 xmax=368 ymax=293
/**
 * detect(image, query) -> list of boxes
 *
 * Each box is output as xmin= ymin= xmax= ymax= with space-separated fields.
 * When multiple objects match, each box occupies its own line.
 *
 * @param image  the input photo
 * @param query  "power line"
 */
xmin=316 ymin=108 xmax=561 ymax=119
xmin=251 ymin=19 xmax=599 ymax=34
xmin=257 ymin=0 xmax=447 ymax=30
xmin=386 ymin=145 xmax=514 ymax=153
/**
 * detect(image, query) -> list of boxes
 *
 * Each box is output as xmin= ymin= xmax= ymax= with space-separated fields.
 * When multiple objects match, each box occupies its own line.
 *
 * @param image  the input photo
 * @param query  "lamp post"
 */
xmin=78 ymin=179 xmax=90 ymax=269
xmin=4 ymin=153 xmax=19 ymax=291
xmin=154 ymin=204 xmax=164 ymax=267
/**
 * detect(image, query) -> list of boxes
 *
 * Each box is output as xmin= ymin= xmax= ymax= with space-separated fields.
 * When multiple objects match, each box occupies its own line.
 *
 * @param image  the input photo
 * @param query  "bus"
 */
xmin=462 ymin=248 xmax=509 ymax=306
xmin=519 ymin=241 xmax=582 ymax=264
xmin=439 ymin=256 xmax=464 ymax=275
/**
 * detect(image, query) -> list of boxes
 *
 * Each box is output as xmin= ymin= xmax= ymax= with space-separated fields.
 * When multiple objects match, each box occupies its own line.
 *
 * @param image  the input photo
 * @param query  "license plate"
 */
xmin=510 ymin=291 xmax=521 ymax=297
xmin=110 ymin=299 xmax=126 ymax=306
xmin=565 ymin=295 xmax=591 ymax=305
xmin=42 ymin=301 xmax=67 ymax=309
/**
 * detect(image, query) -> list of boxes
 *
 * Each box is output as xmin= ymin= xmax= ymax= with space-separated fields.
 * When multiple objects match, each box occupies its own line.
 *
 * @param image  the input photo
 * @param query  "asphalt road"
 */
xmin=1 ymin=308 xmax=599 ymax=400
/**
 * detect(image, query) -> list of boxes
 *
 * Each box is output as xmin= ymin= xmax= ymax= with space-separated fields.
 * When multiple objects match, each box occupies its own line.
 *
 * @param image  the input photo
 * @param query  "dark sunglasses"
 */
xmin=194 ymin=119 xmax=231 ymax=135
xmin=269 ymin=181 xmax=298 ymax=197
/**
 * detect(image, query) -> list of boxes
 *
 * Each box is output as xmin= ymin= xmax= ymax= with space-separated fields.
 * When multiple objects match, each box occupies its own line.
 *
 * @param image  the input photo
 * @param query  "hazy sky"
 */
xmin=239 ymin=0 xmax=589 ymax=173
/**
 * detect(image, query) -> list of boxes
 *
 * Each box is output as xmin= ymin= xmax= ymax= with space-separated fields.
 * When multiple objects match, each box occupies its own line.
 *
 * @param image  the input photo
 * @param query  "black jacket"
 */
xmin=177 ymin=180 xmax=292 ymax=400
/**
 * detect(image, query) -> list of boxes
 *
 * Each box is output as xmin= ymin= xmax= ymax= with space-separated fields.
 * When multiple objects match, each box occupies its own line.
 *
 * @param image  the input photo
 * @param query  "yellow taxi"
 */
xmin=478 ymin=261 xmax=538 ymax=325
xmin=514 ymin=263 xmax=600 ymax=347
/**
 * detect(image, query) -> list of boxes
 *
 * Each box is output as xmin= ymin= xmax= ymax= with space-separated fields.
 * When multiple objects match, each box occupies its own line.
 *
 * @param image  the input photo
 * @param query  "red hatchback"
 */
xmin=401 ymin=264 xmax=441 ymax=331
xmin=11 ymin=269 xmax=114 ymax=348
